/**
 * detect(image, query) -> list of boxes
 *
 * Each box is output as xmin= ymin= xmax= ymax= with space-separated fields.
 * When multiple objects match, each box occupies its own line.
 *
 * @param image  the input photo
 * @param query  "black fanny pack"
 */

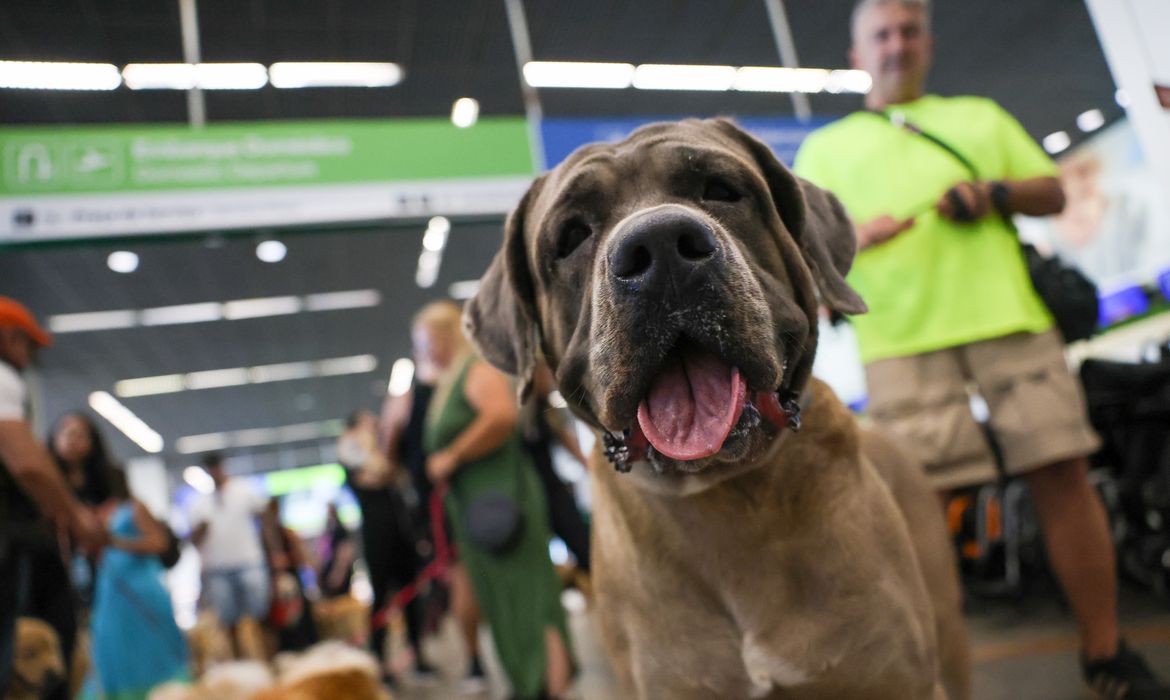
xmin=454 ymin=453 xmax=527 ymax=556
xmin=463 ymin=491 xmax=524 ymax=555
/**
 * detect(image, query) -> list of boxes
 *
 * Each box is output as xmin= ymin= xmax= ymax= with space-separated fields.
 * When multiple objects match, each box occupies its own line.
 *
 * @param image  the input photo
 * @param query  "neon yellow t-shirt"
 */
xmin=794 ymin=95 xmax=1055 ymax=364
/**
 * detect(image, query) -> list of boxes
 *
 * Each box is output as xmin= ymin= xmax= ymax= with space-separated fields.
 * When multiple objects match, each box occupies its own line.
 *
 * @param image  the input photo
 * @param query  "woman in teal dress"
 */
xmin=82 ymin=471 xmax=188 ymax=700
xmin=413 ymin=301 xmax=573 ymax=699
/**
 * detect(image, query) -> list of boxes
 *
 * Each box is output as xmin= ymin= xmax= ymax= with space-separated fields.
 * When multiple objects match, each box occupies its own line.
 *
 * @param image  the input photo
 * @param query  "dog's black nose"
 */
xmin=608 ymin=208 xmax=719 ymax=296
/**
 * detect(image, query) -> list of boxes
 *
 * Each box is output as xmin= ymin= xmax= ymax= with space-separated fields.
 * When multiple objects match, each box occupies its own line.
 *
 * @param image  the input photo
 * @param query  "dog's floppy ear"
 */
xmin=464 ymin=177 xmax=545 ymax=402
xmin=713 ymin=119 xmax=867 ymax=315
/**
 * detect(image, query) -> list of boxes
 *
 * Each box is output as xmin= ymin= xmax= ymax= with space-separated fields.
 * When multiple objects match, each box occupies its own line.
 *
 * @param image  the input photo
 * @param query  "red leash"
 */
xmin=369 ymin=483 xmax=452 ymax=631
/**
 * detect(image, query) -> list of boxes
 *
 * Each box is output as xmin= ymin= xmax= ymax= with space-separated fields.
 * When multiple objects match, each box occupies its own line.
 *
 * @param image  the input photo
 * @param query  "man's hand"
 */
xmin=425 ymin=449 xmax=459 ymax=483
xmin=857 ymin=215 xmax=915 ymax=249
xmin=71 ymin=504 xmax=108 ymax=552
xmin=936 ymin=181 xmax=993 ymax=222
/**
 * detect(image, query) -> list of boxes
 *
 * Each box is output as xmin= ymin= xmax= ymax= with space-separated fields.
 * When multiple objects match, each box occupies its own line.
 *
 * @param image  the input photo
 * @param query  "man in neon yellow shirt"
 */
xmin=796 ymin=1 xmax=1168 ymax=697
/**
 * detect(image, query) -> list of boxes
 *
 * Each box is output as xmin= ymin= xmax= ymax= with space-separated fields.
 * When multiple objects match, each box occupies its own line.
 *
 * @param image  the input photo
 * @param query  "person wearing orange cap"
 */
xmin=0 ymin=296 xmax=106 ymax=696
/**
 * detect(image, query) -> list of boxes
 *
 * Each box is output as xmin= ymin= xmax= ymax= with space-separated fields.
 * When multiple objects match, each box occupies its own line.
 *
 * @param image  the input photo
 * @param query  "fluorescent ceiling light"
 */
xmin=177 ymin=420 xmax=341 ymax=454
xmin=278 ymin=423 xmax=321 ymax=442
xmin=1043 ymin=130 xmax=1071 ymax=155
xmin=185 ymin=367 xmax=250 ymax=390
xmin=222 ymin=296 xmax=302 ymax=320
xmin=49 ymin=310 xmax=137 ymax=334
xmin=633 ymin=64 xmax=737 ymax=91
xmin=416 ymin=250 xmax=442 ymax=288
xmin=824 ymin=69 xmax=872 ymax=94
xmin=735 ymin=67 xmax=828 ymax=93
xmin=303 ymin=289 xmax=381 ymax=312
xmin=1076 ymin=108 xmax=1105 ymax=133
xmin=388 ymin=358 xmax=415 ymax=396
xmin=182 ymin=466 xmax=216 ymax=494
xmin=523 ymin=61 xmax=634 ymax=89
xmin=122 ymin=62 xmax=268 ymax=90
xmin=269 ymin=62 xmax=402 ymax=88
xmin=49 ymin=288 xmax=381 ymax=334
xmin=194 ymin=63 xmax=267 ymax=90
xmin=233 ymin=427 xmax=279 ymax=448
xmin=176 ymin=433 xmax=230 ymax=454
xmin=249 ymin=361 xmax=315 ymax=383
xmin=422 ymin=217 xmax=450 ymax=252
xmin=0 ymin=60 xmax=121 ymax=90
xmin=522 ymin=61 xmax=871 ymax=95
xmin=316 ymin=354 xmax=377 ymax=376
xmin=122 ymin=63 xmax=196 ymax=90
xmin=448 ymin=279 xmax=481 ymax=300
xmin=256 ymin=240 xmax=287 ymax=263
xmin=140 ymin=302 xmax=223 ymax=326
xmin=113 ymin=353 xmax=373 ymax=398
xmin=107 ymin=251 xmax=139 ymax=273
xmin=89 ymin=391 xmax=164 ymax=453
xmin=451 ymin=97 xmax=479 ymax=128
xmin=115 ymin=374 xmax=186 ymax=398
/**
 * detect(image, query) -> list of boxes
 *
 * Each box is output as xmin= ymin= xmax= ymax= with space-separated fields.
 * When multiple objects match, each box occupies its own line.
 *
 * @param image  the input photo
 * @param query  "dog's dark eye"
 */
xmin=555 ymin=219 xmax=592 ymax=259
xmin=702 ymin=178 xmax=742 ymax=203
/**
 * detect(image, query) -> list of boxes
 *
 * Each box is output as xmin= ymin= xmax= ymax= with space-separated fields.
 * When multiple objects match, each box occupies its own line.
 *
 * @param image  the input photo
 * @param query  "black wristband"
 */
xmin=990 ymin=181 xmax=1012 ymax=219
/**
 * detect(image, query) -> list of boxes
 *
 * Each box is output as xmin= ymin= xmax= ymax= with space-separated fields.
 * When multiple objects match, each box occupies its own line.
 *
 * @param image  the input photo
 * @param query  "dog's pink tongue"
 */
xmin=636 ymin=349 xmax=746 ymax=461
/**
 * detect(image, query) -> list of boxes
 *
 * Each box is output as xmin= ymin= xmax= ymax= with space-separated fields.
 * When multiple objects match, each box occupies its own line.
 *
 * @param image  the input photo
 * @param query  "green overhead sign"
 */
xmin=1 ymin=117 xmax=533 ymax=194
xmin=0 ymin=117 xmax=535 ymax=241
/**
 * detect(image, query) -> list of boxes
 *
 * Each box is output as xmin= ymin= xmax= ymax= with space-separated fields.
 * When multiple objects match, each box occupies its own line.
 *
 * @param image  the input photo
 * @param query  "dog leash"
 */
xmin=603 ymin=389 xmax=807 ymax=472
xmin=369 ymin=482 xmax=452 ymax=632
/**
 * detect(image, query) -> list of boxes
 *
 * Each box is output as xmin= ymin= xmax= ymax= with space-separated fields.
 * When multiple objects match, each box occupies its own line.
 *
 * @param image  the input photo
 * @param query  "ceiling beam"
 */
xmin=503 ymin=0 xmax=545 ymax=171
xmin=178 ymin=0 xmax=206 ymax=128
xmin=762 ymin=0 xmax=812 ymax=122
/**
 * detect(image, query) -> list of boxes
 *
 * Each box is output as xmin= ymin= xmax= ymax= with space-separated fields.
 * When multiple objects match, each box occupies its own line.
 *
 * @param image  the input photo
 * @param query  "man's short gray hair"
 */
xmin=851 ymin=0 xmax=931 ymax=40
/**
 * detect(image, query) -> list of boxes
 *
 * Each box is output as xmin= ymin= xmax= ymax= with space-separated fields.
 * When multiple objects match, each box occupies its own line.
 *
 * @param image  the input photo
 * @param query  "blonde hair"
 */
xmin=412 ymin=300 xmax=469 ymax=353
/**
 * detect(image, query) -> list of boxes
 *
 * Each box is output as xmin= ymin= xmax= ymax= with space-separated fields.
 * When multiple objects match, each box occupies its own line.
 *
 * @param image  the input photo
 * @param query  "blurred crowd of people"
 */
xmin=0 ymin=295 xmax=592 ymax=700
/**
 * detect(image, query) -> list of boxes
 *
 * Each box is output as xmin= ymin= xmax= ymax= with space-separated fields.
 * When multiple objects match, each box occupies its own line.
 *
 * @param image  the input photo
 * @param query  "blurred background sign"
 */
xmin=1 ymin=117 xmax=534 ymax=241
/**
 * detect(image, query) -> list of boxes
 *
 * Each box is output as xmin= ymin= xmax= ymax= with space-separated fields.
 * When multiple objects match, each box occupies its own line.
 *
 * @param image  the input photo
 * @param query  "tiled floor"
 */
xmin=389 ymin=583 xmax=1170 ymax=700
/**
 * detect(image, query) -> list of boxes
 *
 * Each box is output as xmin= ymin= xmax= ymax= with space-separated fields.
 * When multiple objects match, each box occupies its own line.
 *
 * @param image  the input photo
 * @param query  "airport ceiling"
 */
xmin=0 ymin=1 xmax=1121 ymax=474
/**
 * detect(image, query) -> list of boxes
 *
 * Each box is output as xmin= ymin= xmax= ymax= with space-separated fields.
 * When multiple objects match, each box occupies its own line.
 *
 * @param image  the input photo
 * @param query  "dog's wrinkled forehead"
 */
xmin=463 ymin=118 xmax=866 ymax=403
xmin=532 ymin=122 xmax=760 ymax=220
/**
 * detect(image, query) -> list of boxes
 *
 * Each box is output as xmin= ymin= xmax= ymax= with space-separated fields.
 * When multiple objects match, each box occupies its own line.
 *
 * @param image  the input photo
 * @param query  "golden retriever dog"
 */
xmin=312 ymin=596 xmax=369 ymax=646
xmin=148 ymin=642 xmax=389 ymax=700
xmin=148 ymin=660 xmax=273 ymax=700
xmin=466 ymin=119 xmax=970 ymax=699
xmin=253 ymin=641 xmax=390 ymax=700
xmin=5 ymin=618 xmax=65 ymax=700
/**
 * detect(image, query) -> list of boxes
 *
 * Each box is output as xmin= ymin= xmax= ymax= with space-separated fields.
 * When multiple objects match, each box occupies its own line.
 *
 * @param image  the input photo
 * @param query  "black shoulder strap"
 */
xmin=868 ymin=109 xmax=982 ymax=180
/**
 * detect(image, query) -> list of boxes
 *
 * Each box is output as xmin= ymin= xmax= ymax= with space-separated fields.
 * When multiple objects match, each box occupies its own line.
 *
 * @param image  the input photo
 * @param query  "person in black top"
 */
xmin=48 ymin=411 xmax=117 ymax=614
xmin=520 ymin=363 xmax=592 ymax=573
xmin=338 ymin=410 xmax=435 ymax=685
xmin=36 ymin=412 xmax=119 ymax=700
xmin=317 ymin=503 xmax=356 ymax=599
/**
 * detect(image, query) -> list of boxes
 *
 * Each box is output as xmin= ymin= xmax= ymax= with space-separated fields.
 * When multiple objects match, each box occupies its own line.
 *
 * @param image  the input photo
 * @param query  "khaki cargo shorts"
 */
xmin=865 ymin=329 xmax=1101 ymax=491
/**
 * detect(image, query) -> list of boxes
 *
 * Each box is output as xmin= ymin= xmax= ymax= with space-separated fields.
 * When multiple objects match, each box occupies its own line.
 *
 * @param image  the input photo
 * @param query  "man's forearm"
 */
xmin=1000 ymin=176 xmax=1066 ymax=217
xmin=0 ymin=422 xmax=81 ymax=525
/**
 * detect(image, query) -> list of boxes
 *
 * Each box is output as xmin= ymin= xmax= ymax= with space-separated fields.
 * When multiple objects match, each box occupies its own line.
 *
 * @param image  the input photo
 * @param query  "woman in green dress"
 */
xmin=413 ymin=301 xmax=573 ymax=699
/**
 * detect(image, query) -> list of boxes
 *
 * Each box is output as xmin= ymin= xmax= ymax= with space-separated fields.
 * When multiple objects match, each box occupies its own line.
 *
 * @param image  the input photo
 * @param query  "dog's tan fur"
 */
xmin=466 ymin=119 xmax=970 ymax=699
xmin=148 ymin=641 xmax=390 ymax=700
xmin=6 ymin=618 xmax=66 ymax=700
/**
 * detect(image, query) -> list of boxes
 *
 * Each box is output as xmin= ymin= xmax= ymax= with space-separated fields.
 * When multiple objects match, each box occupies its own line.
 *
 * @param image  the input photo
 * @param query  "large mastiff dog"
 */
xmin=466 ymin=119 xmax=969 ymax=699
